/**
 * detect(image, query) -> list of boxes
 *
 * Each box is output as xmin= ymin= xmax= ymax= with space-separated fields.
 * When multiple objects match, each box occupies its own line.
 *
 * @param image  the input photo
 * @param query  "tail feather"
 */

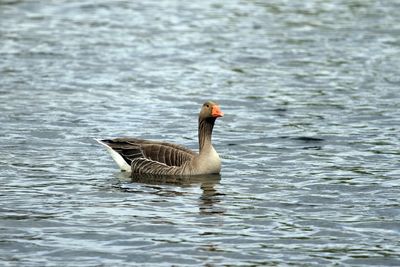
xmin=95 ymin=139 xmax=131 ymax=172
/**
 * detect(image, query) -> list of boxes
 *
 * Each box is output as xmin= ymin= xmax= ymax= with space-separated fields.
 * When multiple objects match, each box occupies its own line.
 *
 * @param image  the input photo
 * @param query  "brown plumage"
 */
xmin=96 ymin=101 xmax=224 ymax=176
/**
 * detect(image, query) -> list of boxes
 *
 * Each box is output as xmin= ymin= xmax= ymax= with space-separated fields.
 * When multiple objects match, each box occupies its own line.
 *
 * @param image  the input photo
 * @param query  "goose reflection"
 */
xmin=115 ymin=172 xmax=224 ymax=215
xmin=197 ymin=175 xmax=225 ymax=215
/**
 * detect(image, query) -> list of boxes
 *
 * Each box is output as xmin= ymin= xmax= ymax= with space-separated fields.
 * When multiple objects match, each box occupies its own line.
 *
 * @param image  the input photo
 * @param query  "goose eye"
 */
xmin=206 ymin=104 xmax=210 ymax=108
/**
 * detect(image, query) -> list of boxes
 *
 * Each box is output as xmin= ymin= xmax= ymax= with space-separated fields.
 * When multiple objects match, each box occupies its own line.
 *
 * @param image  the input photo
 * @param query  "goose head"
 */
xmin=199 ymin=101 xmax=224 ymax=120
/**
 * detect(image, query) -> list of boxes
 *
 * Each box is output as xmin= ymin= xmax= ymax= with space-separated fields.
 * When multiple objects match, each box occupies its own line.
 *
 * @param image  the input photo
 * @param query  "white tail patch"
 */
xmin=95 ymin=139 xmax=131 ymax=172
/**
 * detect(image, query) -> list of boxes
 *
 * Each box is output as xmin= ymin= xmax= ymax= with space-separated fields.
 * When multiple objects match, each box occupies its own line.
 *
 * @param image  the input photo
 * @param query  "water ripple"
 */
xmin=1 ymin=0 xmax=400 ymax=266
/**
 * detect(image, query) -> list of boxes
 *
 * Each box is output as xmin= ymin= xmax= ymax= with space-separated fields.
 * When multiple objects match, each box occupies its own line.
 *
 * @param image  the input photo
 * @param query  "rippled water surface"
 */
xmin=1 ymin=0 xmax=400 ymax=266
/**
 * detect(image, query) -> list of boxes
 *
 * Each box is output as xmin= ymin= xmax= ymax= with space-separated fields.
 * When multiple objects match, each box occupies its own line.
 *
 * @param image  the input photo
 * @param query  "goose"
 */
xmin=96 ymin=101 xmax=224 ymax=176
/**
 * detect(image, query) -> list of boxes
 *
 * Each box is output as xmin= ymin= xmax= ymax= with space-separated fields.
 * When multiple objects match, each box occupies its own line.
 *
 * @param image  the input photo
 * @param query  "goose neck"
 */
xmin=198 ymin=117 xmax=215 ymax=152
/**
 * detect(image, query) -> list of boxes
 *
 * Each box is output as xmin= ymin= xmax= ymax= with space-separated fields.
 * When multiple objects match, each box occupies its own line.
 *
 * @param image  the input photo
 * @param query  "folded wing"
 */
xmin=98 ymin=138 xmax=196 ymax=172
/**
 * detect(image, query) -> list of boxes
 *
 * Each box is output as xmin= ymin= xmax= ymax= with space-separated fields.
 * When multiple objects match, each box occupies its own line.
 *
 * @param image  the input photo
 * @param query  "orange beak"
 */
xmin=211 ymin=105 xmax=224 ymax=118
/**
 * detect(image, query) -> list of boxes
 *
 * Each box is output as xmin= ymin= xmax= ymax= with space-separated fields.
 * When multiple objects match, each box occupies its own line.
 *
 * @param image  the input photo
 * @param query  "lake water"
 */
xmin=1 ymin=0 xmax=400 ymax=266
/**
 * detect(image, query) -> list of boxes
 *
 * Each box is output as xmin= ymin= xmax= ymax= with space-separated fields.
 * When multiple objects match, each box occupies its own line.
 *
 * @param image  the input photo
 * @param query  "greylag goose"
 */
xmin=96 ymin=101 xmax=224 ymax=176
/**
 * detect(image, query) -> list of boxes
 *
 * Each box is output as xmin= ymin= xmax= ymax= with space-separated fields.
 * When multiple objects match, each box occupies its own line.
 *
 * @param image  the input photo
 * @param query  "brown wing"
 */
xmin=100 ymin=138 xmax=196 ymax=167
xmin=130 ymin=158 xmax=184 ymax=175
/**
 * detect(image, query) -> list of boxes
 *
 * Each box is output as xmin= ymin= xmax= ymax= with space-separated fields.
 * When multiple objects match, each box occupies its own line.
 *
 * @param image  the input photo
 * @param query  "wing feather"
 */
xmin=99 ymin=138 xmax=196 ymax=168
xmin=131 ymin=158 xmax=184 ymax=175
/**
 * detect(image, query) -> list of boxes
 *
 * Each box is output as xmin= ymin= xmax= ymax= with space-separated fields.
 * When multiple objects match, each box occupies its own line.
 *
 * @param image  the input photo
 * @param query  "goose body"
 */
xmin=96 ymin=101 xmax=223 ymax=176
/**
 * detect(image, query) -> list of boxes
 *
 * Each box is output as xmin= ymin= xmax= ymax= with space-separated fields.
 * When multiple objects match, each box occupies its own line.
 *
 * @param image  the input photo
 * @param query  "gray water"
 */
xmin=1 ymin=0 xmax=400 ymax=266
